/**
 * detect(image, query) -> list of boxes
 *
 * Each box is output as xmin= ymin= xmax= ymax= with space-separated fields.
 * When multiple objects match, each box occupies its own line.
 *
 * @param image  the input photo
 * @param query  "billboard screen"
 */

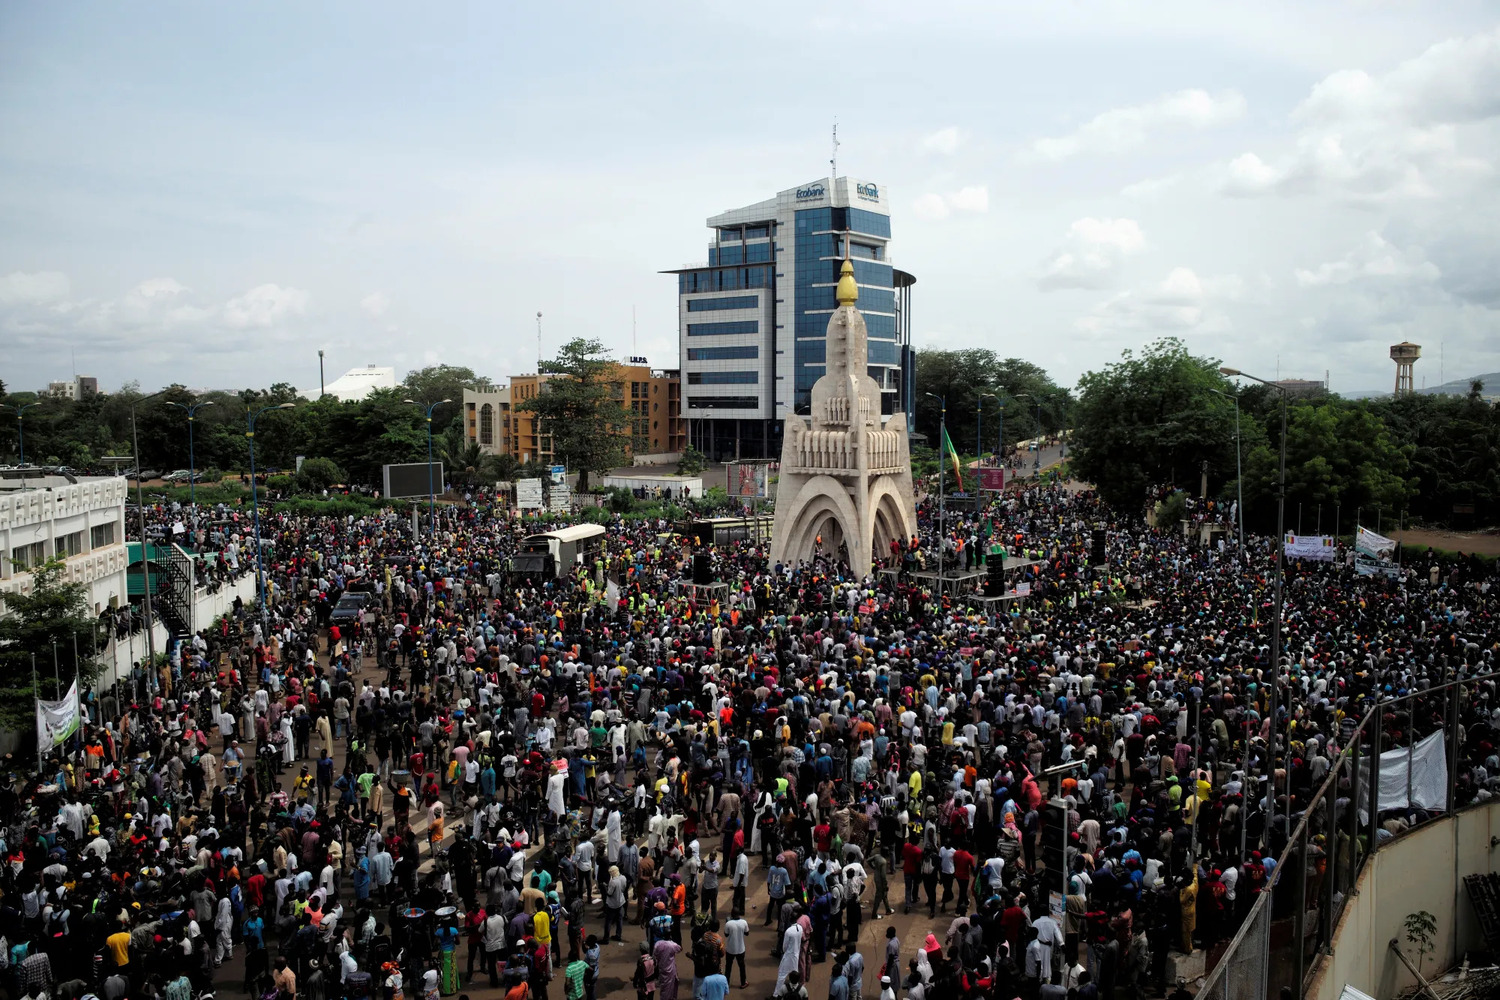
xmin=978 ymin=467 xmax=1005 ymax=491
xmin=383 ymin=462 xmax=444 ymax=500
xmin=727 ymin=462 xmax=771 ymax=498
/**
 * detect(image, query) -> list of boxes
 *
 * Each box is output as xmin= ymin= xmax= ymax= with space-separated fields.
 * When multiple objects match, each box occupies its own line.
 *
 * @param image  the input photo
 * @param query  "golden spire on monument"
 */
xmin=836 ymin=257 xmax=859 ymax=306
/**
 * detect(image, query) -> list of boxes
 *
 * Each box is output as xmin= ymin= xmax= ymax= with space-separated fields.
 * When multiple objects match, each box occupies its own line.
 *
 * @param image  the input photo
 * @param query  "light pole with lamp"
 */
xmin=925 ymin=392 xmax=946 ymax=602
xmin=130 ymin=389 xmax=169 ymax=673
xmin=1010 ymin=393 xmax=1033 ymax=476
xmin=1033 ymin=397 xmax=1045 ymax=472
xmin=164 ymin=398 xmax=215 ymax=546
xmin=1210 ymin=388 xmax=1245 ymax=554
xmin=1220 ymin=365 xmax=1288 ymax=850
xmin=1 ymin=400 xmax=43 ymax=488
xmin=246 ymin=402 xmax=295 ymax=637
xmin=404 ymin=398 xmax=452 ymax=534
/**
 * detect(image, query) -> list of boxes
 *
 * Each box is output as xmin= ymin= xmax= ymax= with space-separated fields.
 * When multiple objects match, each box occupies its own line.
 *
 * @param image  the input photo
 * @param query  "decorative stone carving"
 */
xmin=769 ymin=259 xmax=918 ymax=576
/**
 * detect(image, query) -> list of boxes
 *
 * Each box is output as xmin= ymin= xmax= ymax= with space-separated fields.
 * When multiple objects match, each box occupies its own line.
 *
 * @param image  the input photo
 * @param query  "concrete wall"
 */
xmin=101 ymin=574 xmax=258 ymax=685
xmin=1307 ymin=800 xmax=1500 ymax=1000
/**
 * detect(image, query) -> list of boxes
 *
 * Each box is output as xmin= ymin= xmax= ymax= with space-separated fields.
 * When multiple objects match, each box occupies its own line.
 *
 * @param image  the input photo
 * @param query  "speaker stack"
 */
xmin=692 ymin=553 xmax=713 ymax=585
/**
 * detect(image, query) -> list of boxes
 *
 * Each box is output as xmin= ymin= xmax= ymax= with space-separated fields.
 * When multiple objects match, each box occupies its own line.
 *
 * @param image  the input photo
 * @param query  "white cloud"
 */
xmin=1077 ymin=267 xmax=1242 ymax=334
xmin=0 ymin=273 xmax=313 ymax=356
xmin=360 ymin=291 xmax=390 ymax=318
xmin=1295 ymin=232 xmax=1441 ymax=287
xmin=1222 ymin=26 xmax=1500 ymax=200
xmin=921 ymin=127 xmax=961 ymax=155
xmin=1028 ymin=89 xmax=1246 ymax=161
xmin=1038 ymin=217 xmax=1145 ymax=291
xmin=0 ymin=270 xmax=70 ymax=306
xmin=222 ymin=283 xmax=310 ymax=329
xmin=912 ymin=186 xmax=989 ymax=221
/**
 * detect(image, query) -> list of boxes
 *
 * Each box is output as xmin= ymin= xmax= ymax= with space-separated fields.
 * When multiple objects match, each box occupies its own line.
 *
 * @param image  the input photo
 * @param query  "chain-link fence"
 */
xmin=1196 ymin=670 xmax=1495 ymax=1000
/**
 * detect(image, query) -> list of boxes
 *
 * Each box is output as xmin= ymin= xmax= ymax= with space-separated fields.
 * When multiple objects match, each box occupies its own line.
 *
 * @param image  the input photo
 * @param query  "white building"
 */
xmin=321 ymin=365 xmax=398 ymax=402
xmin=0 ymin=473 xmax=130 ymax=615
xmin=666 ymin=175 xmax=915 ymax=460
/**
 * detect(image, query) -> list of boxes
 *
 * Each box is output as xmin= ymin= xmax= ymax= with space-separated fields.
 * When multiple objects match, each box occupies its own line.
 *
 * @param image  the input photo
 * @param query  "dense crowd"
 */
xmin=3 ymin=479 xmax=1498 ymax=1000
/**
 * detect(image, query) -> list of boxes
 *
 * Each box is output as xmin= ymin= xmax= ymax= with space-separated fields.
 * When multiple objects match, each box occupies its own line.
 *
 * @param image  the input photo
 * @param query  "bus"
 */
xmin=677 ymin=515 xmax=772 ymax=547
xmin=511 ymin=523 xmax=607 ymax=578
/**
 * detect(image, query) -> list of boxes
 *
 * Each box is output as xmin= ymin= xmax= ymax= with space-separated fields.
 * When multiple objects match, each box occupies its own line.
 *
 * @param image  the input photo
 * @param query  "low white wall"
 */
xmin=631 ymin=452 xmax=683 ymax=466
xmin=1307 ymin=800 xmax=1500 ymax=1000
xmin=101 ymin=574 xmax=258 ymax=685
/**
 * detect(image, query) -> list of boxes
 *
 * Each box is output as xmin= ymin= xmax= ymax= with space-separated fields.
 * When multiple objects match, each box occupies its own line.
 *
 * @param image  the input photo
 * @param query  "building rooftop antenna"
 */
xmin=536 ymin=311 xmax=543 ymax=372
xmin=830 ymin=120 xmax=839 ymax=180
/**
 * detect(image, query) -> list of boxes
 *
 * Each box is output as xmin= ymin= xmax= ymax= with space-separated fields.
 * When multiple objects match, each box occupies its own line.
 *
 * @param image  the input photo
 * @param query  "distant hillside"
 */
xmin=1340 ymin=372 xmax=1499 ymax=400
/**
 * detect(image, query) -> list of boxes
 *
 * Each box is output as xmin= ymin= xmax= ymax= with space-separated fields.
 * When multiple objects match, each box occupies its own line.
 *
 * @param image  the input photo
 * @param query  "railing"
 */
xmin=1197 ymin=670 xmax=1497 ymax=1000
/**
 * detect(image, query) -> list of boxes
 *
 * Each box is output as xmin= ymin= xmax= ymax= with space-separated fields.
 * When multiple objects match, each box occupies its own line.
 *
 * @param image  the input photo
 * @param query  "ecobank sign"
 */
xmin=856 ymin=182 xmax=880 ymax=202
xmin=795 ymin=184 xmax=826 ymax=200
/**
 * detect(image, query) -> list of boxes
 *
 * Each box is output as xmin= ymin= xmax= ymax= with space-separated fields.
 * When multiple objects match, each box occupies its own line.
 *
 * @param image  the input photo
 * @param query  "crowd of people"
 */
xmin=3 ymin=477 xmax=1497 ymax=1000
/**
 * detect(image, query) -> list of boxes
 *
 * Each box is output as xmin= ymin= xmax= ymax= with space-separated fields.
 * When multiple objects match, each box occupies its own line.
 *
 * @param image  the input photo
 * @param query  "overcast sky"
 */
xmin=2 ymin=2 xmax=1497 ymax=397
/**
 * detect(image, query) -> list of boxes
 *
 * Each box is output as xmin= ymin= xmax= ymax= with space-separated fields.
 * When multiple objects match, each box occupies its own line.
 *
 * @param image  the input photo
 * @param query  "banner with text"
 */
xmin=1356 ymin=525 xmax=1397 ymax=559
xmin=1284 ymin=533 xmax=1336 ymax=561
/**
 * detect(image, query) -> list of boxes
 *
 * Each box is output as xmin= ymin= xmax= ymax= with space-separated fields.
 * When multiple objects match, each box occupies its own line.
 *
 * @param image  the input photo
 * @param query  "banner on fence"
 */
xmin=1354 ymin=552 xmax=1403 ymax=579
xmin=1284 ymin=533 xmax=1336 ymax=561
xmin=36 ymin=679 xmax=81 ymax=751
xmin=1357 ymin=729 xmax=1448 ymax=823
xmin=1356 ymin=525 xmax=1397 ymax=559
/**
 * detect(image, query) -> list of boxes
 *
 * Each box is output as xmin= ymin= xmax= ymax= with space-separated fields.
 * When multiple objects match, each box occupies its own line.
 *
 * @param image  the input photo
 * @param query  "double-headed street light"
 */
xmin=925 ymin=392 xmax=947 ymax=601
xmin=165 ymin=398 xmax=216 ymax=545
xmin=1220 ymin=365 xmax=1288 ymax=851
xmin=404 ymin=398 xmax=452 ymax=534
xmin=246 ymin=402 xmax=295 ymax=637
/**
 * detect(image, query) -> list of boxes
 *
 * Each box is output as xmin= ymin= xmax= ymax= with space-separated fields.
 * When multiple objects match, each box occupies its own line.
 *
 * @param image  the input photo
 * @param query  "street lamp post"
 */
xmin=130 ymin=389 xmax=169 ymax=673
xmin=1 ymin=401 xmax=42 ymax=489
xmin=1210 ymin=388 xmax=1245 ymax=554
xmin=925 ymin=392 xmax=946 ymax=602
xmin=1221 ymin=366 xmax=1288 ymax=850
xmin=979 ymin=393 xmax=997 ymax=514
xmin=404 ymin=398 xmax=453 ymax=534
xmin=1034 ymin=399 xmax=1044 ymax=472
xmin=246 ymin=402 xmax=295 ymax=637
xmin=165 ymin=398 xmax=216 ymax=546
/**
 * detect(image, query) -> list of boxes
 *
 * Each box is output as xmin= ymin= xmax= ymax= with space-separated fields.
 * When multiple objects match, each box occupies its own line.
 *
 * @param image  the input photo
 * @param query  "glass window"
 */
xmin=687 ymin=295 xmax=759 ymax=312
xmin=687 ymin=345 xmax=759 ymax=360
xmin=56 ymin=531 xmax=84 ymax=558
xmin=479 ymin=403 xmax=494 ymax=445
xmin=687 ymin=371 xmax=759 ymax=385
xmin=686 ymin=320 xmax=758 ymax=336
xmin=91 ymin=522 xmax=116 ymax=548
xmin=847 ymin=208 xmax=891 ymax=238
xmin=10 ymin=541 xmax=45 ymax=570
xmin=686 ymin=395 xmax=759 ymax=409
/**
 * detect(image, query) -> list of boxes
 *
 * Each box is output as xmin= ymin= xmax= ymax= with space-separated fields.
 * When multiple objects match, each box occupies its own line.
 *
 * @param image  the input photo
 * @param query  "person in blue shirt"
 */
xmin=765 ymin=862 xmax=790 ymax=927
xmin=700 ymin=971 xmax=730 ymax=1000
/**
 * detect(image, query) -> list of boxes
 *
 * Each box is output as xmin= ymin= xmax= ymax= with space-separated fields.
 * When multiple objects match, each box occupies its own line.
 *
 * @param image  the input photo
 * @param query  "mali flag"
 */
xmin=941 ymin=427 xmax=963 ymax=488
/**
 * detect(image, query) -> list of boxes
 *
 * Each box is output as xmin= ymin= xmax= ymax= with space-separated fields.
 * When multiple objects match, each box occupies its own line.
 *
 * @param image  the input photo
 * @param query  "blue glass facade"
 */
xmin=791 ymin=206 xmax=897 ymax=412
xmin=687 ymin=320 xmax=758 ymax=336
xmin=687 ymin=370 xmax=758 ymax=385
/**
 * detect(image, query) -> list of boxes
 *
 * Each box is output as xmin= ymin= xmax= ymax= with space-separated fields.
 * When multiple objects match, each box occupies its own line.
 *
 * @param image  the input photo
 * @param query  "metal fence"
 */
xmin=1197 ymin=670 xmax=1494 ymax=1000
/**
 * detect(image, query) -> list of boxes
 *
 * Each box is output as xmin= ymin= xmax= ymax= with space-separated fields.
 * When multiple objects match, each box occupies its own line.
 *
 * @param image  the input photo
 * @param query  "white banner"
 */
xmin=36 ymin=679 xmax=81 ymax=751
xmin=1355 ymin=552 xmax=1404 ymax=579
xmin=1357 ymin=730 xmax=1448 ymax=823
xmin=1284 ymin=533 xmax=1336 ymax=561
xmin=515 ymin=478 xmax=544 ymax=511
xmin=1356 ymin=525 xmax=1397 ymax=559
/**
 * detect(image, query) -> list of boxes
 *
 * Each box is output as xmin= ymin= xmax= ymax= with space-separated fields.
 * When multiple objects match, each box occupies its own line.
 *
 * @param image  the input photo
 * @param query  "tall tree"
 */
xmin=518 ymin=338 xmax=631 ymax=491
xmin=1071 ymin=338 xmax=1239 ymax=510
xmin=913 ymin=349 xmax=1070 ymax=453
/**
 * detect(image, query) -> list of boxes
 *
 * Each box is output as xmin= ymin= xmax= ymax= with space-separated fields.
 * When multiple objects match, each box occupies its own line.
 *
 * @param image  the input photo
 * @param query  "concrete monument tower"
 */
xmin=769 ymin=258 xmax=918 ymax=576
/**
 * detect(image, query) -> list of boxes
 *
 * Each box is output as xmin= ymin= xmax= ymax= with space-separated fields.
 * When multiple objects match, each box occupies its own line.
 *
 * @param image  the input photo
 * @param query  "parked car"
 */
xmin=329 ymin=592 xmax=371 ymax=625
xmin=162 ymin=469 xmax=192 ymax=483
xmin=130 ymin=468 xmax=163 ymax=481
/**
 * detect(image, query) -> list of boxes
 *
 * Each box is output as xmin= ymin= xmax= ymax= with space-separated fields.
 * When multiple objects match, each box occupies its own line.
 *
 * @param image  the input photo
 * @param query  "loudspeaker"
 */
xmin=1091 ymin=529 xmax=1107 ymax=564
xmin=984 ymin=554 xmax=1005 ymax=597
xmin=692 ymin=553 xmax=712 ymax=585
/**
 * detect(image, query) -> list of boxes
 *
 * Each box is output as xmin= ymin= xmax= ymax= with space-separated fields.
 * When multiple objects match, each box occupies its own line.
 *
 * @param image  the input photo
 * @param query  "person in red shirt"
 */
xmin=951 ymin=847 xmax=975 ymax=913
xmin=901 ymin=839 xmax=923 ymax=914
xmin=814 ymin=821 xmax=833 ymax=857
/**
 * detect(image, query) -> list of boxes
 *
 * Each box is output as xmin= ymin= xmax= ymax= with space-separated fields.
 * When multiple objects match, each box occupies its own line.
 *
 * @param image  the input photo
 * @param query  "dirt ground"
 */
xmin=1392 ymin=527 xmax=1500 ymax=557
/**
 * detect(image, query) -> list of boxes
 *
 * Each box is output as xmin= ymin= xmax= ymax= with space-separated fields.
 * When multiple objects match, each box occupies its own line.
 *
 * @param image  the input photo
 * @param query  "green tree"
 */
xmin=0 ymin=560 xmax=103 ymax=731
xmin=401 ymin=364 xmax=485 ymax=432
xmin=295 ymin=456 xmax=346 ymax=492
xmin=1071 ymin=338 xmax=1239 ymax=510
xmin=518 ymin=338 xmax=631 ymax=491
xmin=914 ymin=350 xmax=1070 ymax=454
